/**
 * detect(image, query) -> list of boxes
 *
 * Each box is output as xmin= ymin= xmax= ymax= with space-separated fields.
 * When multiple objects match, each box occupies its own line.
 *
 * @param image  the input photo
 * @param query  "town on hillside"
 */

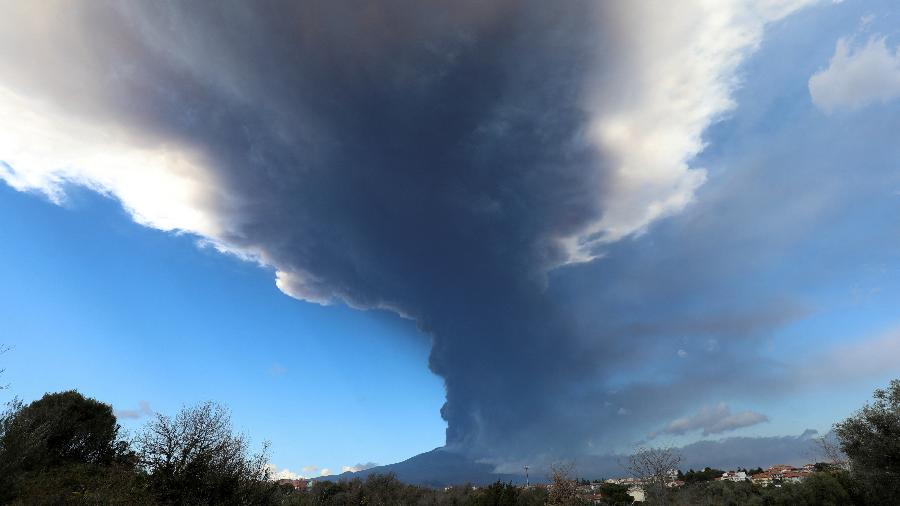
xmin=276 ymin=461 xmax=843 ymax=503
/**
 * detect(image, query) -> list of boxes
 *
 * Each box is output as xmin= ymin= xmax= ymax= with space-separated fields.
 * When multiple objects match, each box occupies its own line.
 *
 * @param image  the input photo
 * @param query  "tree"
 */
xmin=0 ymin=390 xmax=129 ymax=470
xmin=834 ymin=379 xmax=900 ymax=503
xmin=136 ymin=401 xmax=273 ymax=505
xmin=0 ymin=390 xmax=140 ymax=503
xmin=680 ymin=467 xmax=724 ymax=485
xmin=547 ymin=462 xmax=583 ymax=505
xmin=471 ymin=481 xmax=519 ymax=506
xmin=625 ymin=447 xmax=681 ymax=505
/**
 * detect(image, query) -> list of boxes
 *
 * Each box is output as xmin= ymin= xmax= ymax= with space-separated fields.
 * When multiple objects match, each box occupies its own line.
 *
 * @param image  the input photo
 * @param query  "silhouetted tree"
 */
xmin=0 ymin=390 xmax=143 ymax=503
xmin=0 ymin=390 xmax=130 ymax=470
xmin=136 ymin=401 xmax=273 ymax=505
xmin=626 ymin=447 xmax=681 ymax=505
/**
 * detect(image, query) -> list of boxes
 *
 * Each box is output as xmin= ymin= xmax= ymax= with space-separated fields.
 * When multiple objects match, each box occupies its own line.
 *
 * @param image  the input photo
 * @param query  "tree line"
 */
xmin=2 ymin=377 xmax=900 ymax=504
xmin=0 ymin=390 xmax=553 ymax=505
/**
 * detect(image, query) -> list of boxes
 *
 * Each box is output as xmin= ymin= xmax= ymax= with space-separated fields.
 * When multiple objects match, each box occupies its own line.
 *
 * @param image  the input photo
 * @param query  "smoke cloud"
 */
xmin=8 ymin=0 xmax=889 ymax=468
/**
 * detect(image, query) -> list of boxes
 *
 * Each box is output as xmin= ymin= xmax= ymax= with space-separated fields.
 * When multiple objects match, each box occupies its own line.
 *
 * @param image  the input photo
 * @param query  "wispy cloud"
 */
xmin=795 ymin=326 xmax=900 ymax=385
xmin=115 ymin=400 xmax=153 ymax=420
xmin=649 ymin=403 xmax=769 ymax=439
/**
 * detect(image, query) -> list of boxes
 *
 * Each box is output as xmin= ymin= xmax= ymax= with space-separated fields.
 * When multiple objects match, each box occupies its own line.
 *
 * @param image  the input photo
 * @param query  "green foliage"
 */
xmin=680 ymin=467 xmax=724 ymax=485
xmin=656 ymin=471 xmax=867 ymax=506
xmin=510 ymin=486 xmax=548 ymax=506
xmin=834 ymin=379 xmax=900 ymax=504
xmin=0 ymin=391 xmax=135 ymax=503
xmin=661 ymin=480 xmax=756 ymax=506
xmin=0 ymin=392 xmax=279 ymax=505
xmin=7 ymin=463 xmax=153 ymax=505
xmin=0 ymin=390 xmax=128 ymax=468
xmin=273 ymin=475 xmax=548 ymax=506
xmin=764 ymin=473 xmax=855 ymax=506
xmin=595 ymin=482 xmax=633 ymax=505
xmin=812 ymin=462 xmax=840 ymax=473
xmin=471 ymin=482 xmax=520 ymax=506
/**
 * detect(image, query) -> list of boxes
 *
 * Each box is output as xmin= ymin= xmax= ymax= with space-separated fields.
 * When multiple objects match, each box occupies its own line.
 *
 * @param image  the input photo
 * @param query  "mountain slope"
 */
xmin=319 ymin=448 xmax=519 ymax=487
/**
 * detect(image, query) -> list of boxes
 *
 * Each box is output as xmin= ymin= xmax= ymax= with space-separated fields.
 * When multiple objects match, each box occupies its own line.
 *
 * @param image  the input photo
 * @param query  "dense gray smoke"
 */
xmin=9 ymin=0 xmax=892 ymax=468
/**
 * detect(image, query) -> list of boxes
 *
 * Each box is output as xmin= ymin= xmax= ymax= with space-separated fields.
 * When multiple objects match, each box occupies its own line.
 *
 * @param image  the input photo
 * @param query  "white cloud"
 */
xmin=265 ymin=463 xmax=302 ymax=481
xmin=265 ymin=463 xmax=332 ymax=480
xmin=341 ymin=462 xmax=379 ymax=473
xmin=809 ymin=36 xmax=900 ymax=112
xmin=0 ymin=1 xmax=818 ymax=305
xmin=0 ymin=86 xmax=226 ymax=239
xmin=649 ymin=403 xmax=769 ymax=439
xmin=677 ymin=349 xmax=688 ymax=358
xmin=560 ymin=0 xmax=817 ymax=261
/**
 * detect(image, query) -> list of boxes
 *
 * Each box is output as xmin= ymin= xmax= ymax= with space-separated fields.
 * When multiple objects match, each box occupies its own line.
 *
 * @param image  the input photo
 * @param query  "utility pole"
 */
xmin=524 ymin=465 xmax=529 ymax=488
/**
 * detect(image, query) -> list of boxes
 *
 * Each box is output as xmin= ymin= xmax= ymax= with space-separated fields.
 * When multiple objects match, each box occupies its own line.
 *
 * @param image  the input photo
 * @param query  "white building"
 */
xmin=718 ymin=471 xmax=747 ymax=482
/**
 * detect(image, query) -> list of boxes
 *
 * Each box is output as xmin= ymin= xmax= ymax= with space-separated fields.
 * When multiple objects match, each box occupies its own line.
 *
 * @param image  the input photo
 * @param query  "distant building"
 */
xmin=717 ymin=471 xmax=747 ymax=482
xmin=275 ymin=478 xmax=309 ymax=490
xmin=605 ymin=477 xmax=642 ymax=486
xmin=749 ymin=464 xmax=814 ymax=487
xmin=750 ymin=473 xmax=773 ymax=486
xmin=782 ymin=471 xmax=807 ymax=483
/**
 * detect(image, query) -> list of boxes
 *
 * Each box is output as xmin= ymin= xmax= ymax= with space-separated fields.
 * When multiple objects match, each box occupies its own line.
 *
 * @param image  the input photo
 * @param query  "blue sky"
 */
xmin=3 ymin=0 xmax=900 ymax=476
xmin=0 ymin=184 xmax=445 ymax=475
